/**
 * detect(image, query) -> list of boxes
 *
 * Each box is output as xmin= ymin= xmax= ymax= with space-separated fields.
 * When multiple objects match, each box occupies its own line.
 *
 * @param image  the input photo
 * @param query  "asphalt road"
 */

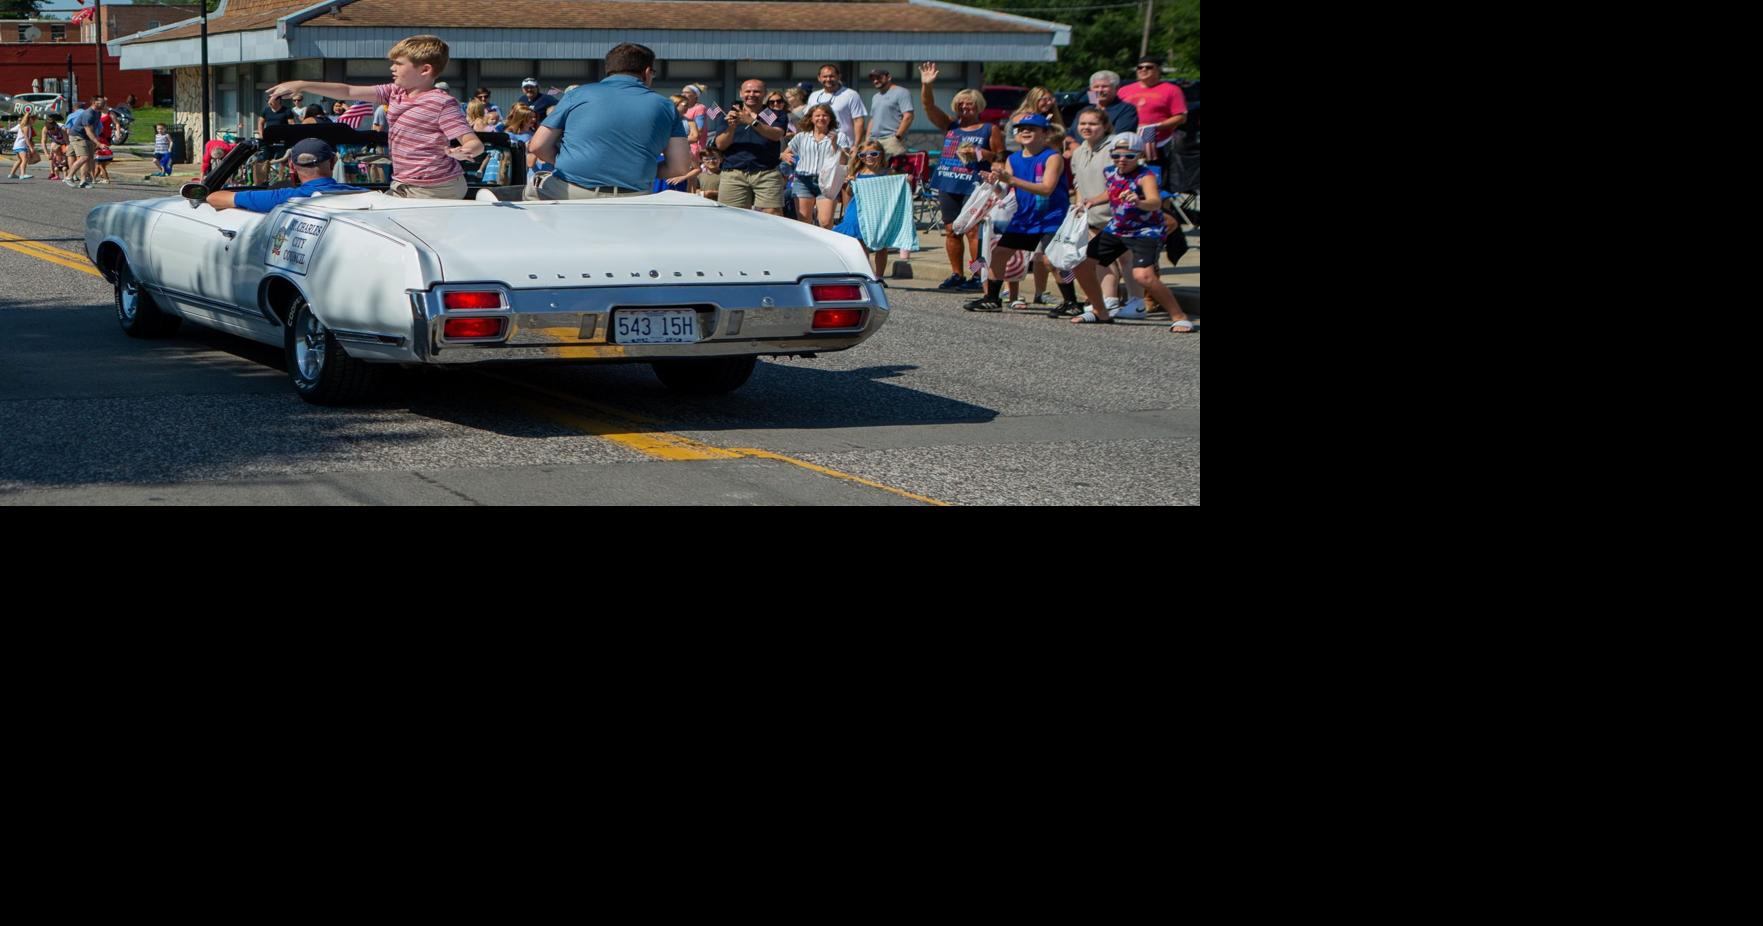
xmin=0 ymin=175 xmax=1201 ymax=505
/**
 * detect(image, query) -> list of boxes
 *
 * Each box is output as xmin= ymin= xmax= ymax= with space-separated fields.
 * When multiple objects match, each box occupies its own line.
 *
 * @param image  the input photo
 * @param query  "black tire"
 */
xmin=115 ymin=260 xmax=180 ymax=338
xmin=651 ymin=355 xmax=758 ymax=395
xmin=285 ymin=296 xmax=380 ymax=404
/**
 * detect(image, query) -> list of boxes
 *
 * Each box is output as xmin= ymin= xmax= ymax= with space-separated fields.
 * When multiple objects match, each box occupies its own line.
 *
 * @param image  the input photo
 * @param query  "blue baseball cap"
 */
xmin=1012 ymin=114 xmax=1051 ymax=130
xmin=290 ymin=137 xmax=336 ymax=166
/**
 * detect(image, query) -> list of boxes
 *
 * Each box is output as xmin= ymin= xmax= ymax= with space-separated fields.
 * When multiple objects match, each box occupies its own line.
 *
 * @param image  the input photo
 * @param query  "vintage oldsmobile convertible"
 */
xmin=84 ymin=125 xmax=888 ymax=403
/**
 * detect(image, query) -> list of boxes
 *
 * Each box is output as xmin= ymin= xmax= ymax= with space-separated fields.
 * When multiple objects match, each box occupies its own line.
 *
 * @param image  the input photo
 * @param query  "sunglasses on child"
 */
xmin=1110 ymin=152 xmax=1142 ymax=159
xmin=859 ymin=151 xmax=884 ymax=158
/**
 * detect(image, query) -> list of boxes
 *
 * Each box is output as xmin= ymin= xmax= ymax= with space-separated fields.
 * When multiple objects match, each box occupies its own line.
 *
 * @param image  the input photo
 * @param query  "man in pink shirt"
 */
xmin=267 ymin=34 xmax=484 ymax=199
xmin=1117 ymin=55 xmax=1187 ymax=191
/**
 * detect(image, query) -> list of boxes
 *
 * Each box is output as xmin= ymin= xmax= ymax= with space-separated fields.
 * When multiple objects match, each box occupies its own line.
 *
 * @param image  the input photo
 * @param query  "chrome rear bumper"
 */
xmin=400 ymin=276 xmax=887 ymax=364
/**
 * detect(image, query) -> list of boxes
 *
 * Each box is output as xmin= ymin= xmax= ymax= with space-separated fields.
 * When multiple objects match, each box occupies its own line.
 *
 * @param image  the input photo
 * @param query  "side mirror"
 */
xmin=180 ymin=181 xmax=209 ymax=207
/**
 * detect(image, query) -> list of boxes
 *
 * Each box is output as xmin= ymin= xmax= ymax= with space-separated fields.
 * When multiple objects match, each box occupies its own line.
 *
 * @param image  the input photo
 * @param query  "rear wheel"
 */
xmin=651 ymin=355 xmax=758 ymax=395
xmin=286 ymin=297 xmax=380 ymax=404
xmin=115 ymin=260 xmax=180 ymax=338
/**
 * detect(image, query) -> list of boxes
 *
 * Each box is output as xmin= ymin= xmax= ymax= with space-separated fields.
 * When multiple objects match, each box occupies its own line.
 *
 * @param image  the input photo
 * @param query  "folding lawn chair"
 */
xmin=888 ymin=150 xmax=941 ymax=231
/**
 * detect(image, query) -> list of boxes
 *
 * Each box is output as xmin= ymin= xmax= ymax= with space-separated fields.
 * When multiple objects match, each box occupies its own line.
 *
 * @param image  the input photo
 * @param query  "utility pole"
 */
xmin=200 ymin=3 xmax=210 ymax=149
xmin=1140 ymin=0 xmax=1154 ymax=58
xmin=95 ymin=1 xmax=106 ymax=99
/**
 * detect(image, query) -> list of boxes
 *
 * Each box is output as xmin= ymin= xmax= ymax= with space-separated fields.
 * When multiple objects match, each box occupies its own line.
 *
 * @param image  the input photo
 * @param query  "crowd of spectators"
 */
xmin=5 ymin=42 xmax=1194 ymax=331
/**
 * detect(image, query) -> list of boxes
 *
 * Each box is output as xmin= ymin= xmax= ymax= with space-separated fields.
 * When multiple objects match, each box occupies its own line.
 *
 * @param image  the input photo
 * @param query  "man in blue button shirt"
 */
xmin=529 ymin=42 xmax=689 ymax=200
xmin=207 ymin=138 xmax=366 ymax=212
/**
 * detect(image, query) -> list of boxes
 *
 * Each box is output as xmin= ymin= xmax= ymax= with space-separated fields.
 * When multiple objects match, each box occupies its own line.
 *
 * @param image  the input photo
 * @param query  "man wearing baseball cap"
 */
xmin=1117 ymin=55 xmax=1187 ymax=191
xmin=866 ymin=68 xmax=914 ymax=157
xmin=206 ymin=138 xmax=366 ymax=212
xmin=521 ymin=78 xmax=559 ymax=121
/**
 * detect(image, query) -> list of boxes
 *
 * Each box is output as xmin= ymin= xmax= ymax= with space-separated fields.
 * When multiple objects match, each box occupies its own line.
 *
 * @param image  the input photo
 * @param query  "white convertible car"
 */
xmin=85 ymin=125 xmax=888 ymax=403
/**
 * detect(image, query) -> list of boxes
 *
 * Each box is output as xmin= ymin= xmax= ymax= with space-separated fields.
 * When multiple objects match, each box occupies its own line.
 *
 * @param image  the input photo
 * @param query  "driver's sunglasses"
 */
xmin=859 ymin=151 xmax=884 ymax=159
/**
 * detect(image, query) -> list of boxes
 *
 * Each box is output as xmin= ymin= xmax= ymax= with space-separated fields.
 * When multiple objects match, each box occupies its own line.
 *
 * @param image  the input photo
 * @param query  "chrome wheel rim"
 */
xmin=117 ymin=276 xmax=139 ymax=321
xmin=294 ymin=306 xmax=326 ymax=381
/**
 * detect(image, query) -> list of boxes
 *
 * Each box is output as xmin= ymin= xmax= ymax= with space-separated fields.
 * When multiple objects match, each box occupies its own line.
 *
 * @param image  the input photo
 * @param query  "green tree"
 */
xmin=946 ymin=0 xmax=1201 ymax=88
xmin=0 ymin=0 xmax=46 ymax=18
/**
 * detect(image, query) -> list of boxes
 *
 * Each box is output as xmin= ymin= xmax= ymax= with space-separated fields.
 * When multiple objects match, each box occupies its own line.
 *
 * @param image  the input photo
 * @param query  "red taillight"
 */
xmin=444 ymin=317 xmax=505 ymax=339
xmin=812 ymin=309 xmax=864 ymax=330
xmin=811 ymin=284 xmax=863 ymax=302
xmin=443 ymin=290 xmax=501 ymax=310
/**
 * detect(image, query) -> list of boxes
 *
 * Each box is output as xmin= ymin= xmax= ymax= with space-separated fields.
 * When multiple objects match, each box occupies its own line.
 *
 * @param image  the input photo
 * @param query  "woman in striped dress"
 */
xmin=782 ymin=103 xmax=853 ymax=228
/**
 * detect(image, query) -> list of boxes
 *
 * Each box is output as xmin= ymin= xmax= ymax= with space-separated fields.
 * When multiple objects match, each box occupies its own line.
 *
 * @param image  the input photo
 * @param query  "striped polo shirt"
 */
xmin=374 ymin=84 xmax=474 ymax=185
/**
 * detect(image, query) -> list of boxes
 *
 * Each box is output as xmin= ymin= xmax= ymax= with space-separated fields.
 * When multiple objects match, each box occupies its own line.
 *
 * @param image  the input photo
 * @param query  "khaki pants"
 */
xmin=719 ymin=167 xmax=786 ymax=210
xmin=537 ymin=174 xmax=650 ymax=200
xmin=876 ymin=135 xmax=908 ymax=158
xmin=390 ymin=175 xmax=469 ymax=200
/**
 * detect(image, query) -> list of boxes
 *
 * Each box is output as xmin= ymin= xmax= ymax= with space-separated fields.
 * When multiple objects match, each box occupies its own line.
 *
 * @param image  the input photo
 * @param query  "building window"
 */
xmin=665 ymin=61 xmax=721 ymax=80
xmin=51 ymin=25 xmax=66 ymax=42
xmin=148 ymin=21 xmax=161 ymax=29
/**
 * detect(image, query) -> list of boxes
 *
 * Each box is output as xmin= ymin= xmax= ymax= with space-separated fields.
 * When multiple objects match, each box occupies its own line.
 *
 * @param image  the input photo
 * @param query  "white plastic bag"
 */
xmin=818 ymin=158 xmax=847 ymax=199
xmin=951 ymin=180 xmax=1009 ymax=236
xmin=988 ymin=183 xmax=1018 ymax=231
xmin=1045 ymin=205 xmax=1092 ymax=271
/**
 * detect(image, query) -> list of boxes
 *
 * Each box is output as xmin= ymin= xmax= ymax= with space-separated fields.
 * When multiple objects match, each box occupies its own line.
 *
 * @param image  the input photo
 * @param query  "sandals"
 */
xmin=1070 ymin=309 xmax=1114 ymax=324
xmin=1169 ymin=318 xmax=1200 ymax=333
xmin=1009 ymin=297 xmax=1029 ymax=311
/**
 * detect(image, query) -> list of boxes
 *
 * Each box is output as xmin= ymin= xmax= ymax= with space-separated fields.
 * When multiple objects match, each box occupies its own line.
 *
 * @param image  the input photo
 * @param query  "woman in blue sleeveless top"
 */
xmin=919 ymin=62 xmax=1006 ymax=291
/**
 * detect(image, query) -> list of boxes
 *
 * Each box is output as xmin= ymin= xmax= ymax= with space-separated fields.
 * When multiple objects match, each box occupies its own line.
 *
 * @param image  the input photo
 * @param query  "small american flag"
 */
xmin=705 ymin=105 xmax=724 ymax=121
xmin=339 ymin=102 xmax=375 ymax=129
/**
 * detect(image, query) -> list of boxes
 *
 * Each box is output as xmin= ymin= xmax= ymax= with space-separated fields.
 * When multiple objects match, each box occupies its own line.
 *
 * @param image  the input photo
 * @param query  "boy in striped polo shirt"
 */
xmin=267 ymin=35 xmax=483 ymax=200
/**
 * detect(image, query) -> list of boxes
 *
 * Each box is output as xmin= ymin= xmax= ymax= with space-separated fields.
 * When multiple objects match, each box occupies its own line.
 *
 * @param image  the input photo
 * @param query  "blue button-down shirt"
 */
xmin=232 ymin=177 xmax=367 ymax=213
xmin=542 ymin=75 xmax=686 ymax=191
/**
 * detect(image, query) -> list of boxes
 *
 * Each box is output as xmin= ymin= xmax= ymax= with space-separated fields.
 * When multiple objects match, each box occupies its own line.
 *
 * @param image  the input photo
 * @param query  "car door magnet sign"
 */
xmin=267 ymin=213 xmax=329 ymax=275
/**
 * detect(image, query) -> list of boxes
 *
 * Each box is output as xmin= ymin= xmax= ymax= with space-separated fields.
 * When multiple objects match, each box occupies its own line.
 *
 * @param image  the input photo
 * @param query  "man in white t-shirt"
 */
xmin=807 ymin=63 xmax=866 ymax=144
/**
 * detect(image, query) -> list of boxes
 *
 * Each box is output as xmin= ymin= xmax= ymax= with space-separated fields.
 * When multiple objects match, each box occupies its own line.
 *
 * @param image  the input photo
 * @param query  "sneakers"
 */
xmin=64 ymin=177 xmax=80 ymax=187
xmin=1048 ymin=300 xmax=1086 ymax=318
xmin=95 ymin=178 xmax=110 ymax=185
xmin=1114 ymin=298 xmax=1148 ymax=319
xmin=959 ymin=273 xmax=984 ymax=292
xmin=962 ymin=296 xmax=1004 ymax=313
xmin=1034 ymin=293 xmax=1054 ymax=306
xmin=1104 ymin=297 xmax=1122 ymax=311
xmin=80 ymin=180 xmax=93 ymax=189
xmin=936 ymin=272 xmax=966 ymax=291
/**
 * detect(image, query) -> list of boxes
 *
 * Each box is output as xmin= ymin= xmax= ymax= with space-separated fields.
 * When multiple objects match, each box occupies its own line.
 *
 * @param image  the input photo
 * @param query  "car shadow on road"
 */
xmin=0 ymin=300 xmax=1001 ymax=492
xmin=410 ymin=359 xmax=999 ymax=435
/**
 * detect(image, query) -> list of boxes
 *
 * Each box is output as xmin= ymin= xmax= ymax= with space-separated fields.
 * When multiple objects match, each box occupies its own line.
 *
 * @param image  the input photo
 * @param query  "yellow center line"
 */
xmin=731 ymin=448 xmax=953 ymax=506
xmin=475 ymin=370 xmax=952 ymax=505
xmin=0 ymin=231 xmax=102 ymax=278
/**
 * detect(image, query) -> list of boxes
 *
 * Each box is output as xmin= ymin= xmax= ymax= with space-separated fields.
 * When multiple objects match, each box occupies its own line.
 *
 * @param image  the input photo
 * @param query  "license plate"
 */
xmin=613 ymin=309 xmax=699 ymax=344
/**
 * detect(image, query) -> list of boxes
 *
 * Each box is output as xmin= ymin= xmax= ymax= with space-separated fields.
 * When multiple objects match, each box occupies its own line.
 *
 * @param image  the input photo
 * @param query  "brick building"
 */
xmin=4 ymin=5 xmax=196 ymax=105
